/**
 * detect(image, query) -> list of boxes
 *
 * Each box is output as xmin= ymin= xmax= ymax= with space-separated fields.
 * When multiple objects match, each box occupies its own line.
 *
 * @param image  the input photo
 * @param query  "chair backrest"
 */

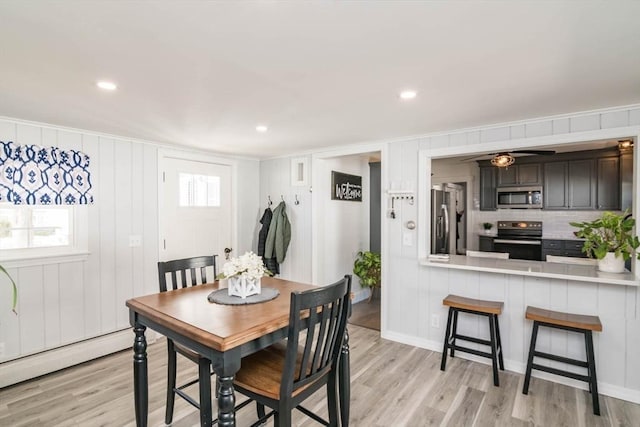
xmin=466 ymin=250 xmax=510 ymax=259
xmin=157 ymin=255 xmax=218 ymax=292
xmin=546 ymin=255 xmax=597 ymax=266
xmin=281 ymin=275 xmax=351 ymax=398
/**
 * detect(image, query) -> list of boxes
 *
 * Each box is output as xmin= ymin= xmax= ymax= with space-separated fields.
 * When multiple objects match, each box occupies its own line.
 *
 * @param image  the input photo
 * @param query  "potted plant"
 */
xmin=1 ymin=265 xmax=17 ymax=314
xmin=216 ymin=251 xmax=271 ymax=298
xmin=570 ymin=210 xmax=640 ymax=273
xmin=353 ymin=251 xmax=381 ymax=303
xmin=482 ymin=222 xmax=494 ymax=235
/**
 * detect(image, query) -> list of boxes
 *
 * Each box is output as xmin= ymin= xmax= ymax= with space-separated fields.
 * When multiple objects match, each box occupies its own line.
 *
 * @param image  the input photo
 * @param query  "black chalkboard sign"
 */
xmin=331 ymin=171 xmax=362 ymax=202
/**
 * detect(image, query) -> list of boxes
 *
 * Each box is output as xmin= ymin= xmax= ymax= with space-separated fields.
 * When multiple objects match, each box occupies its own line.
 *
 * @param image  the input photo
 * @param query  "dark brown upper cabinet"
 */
xmin=497 ymin=163 xmax=541 ymax=186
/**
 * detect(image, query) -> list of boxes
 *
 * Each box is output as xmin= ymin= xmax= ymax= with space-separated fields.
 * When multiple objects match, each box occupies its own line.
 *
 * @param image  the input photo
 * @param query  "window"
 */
xmin=0 ymin=205 xmax=72 ymax=250
xmin=179 ymin=173 xmax=221 ymax=207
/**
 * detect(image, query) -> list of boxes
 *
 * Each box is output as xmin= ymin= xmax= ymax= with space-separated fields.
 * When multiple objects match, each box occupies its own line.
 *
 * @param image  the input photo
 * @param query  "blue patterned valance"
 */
xmin=0 ymin=141 xmax=93 ymax=205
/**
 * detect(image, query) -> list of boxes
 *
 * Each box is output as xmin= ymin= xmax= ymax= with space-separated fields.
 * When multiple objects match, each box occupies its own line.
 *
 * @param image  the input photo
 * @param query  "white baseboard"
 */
xmin=0 ymin=329 xmax=157 ymax=388
xmin=381 ymin=330 xmax=640 ymax=404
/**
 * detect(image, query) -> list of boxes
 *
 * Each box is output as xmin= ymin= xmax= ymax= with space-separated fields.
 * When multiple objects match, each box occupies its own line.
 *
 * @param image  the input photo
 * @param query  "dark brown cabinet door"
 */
xmin=497 ymin=166 xmax=517 ymax=186
xmin=496 ymin=164 xmax=541 ymax=186
xmin=517 ymin=164 xmax=541 ymax=185
xmin=480 ymin=167 xmax=497 ymax=211
xmin=543 ymin=162 xmax=568 ymax=209
xmin=568 ymin=159 xmax=595 ymax=209
xmin=596 ymin=157 xmax=620 ymax=210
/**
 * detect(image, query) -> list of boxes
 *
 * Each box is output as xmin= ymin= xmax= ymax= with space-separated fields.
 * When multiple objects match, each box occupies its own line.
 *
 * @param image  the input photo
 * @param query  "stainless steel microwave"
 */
xmin=496 ymin=186 xmax=543 ymax=209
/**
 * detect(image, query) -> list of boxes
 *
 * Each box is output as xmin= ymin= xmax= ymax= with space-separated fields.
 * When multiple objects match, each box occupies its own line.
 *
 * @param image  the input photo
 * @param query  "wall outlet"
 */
xmin=431 ymin=314 xmax=440 ymax=328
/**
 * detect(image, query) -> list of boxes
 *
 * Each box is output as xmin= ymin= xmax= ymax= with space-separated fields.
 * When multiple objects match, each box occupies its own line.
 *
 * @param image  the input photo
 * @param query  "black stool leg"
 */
xmin=523 ymin=321 xmax=539 ymax=394
xmin=585 ymin=330 xmax=600 ymax=415
xmin=441 ymin=307 xmax=454 ymax=371
xmin=494 ymin=314 xmax=504 ymax=370
xmin=450 ymin=309 xmax=459 ymax=358
xmin=488 ymin=314 xmax=500 ymax=387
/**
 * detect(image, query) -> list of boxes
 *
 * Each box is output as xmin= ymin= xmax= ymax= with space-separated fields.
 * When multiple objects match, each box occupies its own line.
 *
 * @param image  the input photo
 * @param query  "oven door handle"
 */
xmin=494 ymin=239 xmax=541 ymax=245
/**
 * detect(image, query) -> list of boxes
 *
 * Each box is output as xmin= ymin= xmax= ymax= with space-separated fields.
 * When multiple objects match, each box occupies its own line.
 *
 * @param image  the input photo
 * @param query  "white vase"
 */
xmin=597 ymin=252 xmax=625 ymax=273
xmin=227 ymin=276 xmax=261 ymax=298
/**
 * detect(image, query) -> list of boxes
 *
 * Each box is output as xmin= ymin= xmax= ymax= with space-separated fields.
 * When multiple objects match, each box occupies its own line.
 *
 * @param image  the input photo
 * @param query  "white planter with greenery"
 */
xmin=571 ymin=210 xmax=640 ymax=274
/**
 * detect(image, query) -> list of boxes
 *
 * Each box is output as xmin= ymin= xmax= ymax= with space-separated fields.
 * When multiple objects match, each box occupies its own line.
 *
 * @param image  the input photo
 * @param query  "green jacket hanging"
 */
xmin=264 ymin=201 xmax=291 ymax=264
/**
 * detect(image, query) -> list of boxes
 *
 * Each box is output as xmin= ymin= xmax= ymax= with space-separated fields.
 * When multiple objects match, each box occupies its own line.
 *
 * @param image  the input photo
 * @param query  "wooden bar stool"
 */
xmin=440 ymin=294 xmax=504 ymax=386
xmin=522 ymin=306 xmax=602 ymax=415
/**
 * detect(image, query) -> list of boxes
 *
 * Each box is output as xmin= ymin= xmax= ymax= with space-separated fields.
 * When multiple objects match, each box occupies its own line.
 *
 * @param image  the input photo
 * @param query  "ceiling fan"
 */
xmin=465 ymin=149 xmax=556 ymax=167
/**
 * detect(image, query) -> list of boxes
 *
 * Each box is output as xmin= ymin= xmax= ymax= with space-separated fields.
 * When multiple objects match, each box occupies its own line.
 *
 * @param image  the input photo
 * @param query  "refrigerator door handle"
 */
xmin=442 ymin=204 xmax=449 ymax=237
xmin=436 ymin=216 xmax=442 ymax=238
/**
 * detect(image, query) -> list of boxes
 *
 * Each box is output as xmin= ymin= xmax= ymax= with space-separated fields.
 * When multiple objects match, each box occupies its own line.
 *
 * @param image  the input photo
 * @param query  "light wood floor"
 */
xmin=1 ymin=325 xmax=639 ymax=426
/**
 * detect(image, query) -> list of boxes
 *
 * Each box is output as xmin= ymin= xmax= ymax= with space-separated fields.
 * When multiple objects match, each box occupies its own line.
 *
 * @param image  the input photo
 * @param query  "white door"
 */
xmin=160 ymin=157 xmax=233 ymax=264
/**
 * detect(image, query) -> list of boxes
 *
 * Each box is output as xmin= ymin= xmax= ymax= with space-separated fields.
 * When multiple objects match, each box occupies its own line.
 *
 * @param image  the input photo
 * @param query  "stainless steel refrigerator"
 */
xmin=431 ymin=188 xmax=450 ymax=254
xmin=431 ymin=184 xmax=465 ymax=254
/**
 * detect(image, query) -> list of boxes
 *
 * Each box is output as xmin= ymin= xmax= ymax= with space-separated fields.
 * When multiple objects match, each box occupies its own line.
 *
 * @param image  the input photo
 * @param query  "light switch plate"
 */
xmin=129 ymin=235 xmax=142 ymax=247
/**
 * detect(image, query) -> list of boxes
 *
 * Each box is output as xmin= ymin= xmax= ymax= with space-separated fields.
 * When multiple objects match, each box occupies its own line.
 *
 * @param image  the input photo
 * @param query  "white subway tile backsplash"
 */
xmin=474 ymin=209 xmax=618 ymax=239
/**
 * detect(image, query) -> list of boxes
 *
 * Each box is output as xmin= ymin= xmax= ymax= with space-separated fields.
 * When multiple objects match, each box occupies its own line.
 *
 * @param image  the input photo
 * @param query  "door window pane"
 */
xmin=179 ymin=173 xmax=221 ymax=207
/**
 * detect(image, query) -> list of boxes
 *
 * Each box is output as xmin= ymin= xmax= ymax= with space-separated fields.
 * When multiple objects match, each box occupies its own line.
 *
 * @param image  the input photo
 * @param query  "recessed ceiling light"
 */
xmin=256 ymin=125 xmax=268 ymax=133
xmin=399 ymin=90 xmax=417 ymax=100
xmin=96 ymin=81 xmax=117 ymax=91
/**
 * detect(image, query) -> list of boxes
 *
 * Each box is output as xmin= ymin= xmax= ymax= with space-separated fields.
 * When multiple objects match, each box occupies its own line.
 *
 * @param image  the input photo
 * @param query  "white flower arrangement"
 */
xmin=219 ymin=251 xmax=270 ymax=282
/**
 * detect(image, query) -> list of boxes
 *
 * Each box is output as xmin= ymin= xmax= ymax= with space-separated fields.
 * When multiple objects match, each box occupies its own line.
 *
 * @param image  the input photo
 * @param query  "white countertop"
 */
xmin=420 ymin=255 xmax=639 ymax=287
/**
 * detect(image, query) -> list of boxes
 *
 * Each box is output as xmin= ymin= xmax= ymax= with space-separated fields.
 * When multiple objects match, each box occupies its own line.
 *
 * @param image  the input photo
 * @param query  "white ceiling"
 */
xmin=1 ymin=1 xmax=639 ymax=159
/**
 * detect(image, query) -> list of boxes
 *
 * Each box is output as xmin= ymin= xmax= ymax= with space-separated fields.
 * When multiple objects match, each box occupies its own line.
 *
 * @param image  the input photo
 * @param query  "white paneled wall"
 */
xmin=259 ymin=156 xmax=312 ymax=284
xmin=0 ymin=119 xmax=159 ymax=363
xmin=0 ymin=118 xmax=259 ymax=385
xmin=386 ymin=104 xmax=640 ymax=402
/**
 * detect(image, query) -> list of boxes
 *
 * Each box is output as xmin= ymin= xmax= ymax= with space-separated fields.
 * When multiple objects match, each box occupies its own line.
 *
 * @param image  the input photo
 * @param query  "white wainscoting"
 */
xmin=0 ymin=119 xmax=160 ymax=370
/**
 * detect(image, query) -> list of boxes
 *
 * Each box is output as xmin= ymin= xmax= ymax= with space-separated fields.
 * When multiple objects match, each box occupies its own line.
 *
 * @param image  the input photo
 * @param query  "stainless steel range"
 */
xmin=494 ymin=221 xmax=543 ymax=261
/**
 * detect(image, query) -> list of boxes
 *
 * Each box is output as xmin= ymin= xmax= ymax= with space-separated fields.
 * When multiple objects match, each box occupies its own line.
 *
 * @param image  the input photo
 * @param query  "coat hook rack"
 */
xmin=294 ymin=194 xmax=300 ymax=205
xmin=281 ymin=195 xmax=285 ymax=202
xmin=386 ymin=190 xmax=415 ymax=209
xmin=268 ymin=195 xmax=273 ymax=206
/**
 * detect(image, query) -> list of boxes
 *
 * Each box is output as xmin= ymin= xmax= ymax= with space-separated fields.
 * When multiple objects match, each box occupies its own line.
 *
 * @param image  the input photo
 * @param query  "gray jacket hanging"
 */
xmin=264 ymin=201 xmax=291 ymax=264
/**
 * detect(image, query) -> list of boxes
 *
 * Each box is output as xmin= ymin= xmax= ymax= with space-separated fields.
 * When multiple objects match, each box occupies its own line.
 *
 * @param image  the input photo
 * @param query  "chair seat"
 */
xmin=234 ymin=342 xmax=320 ymax=400
xmin=174 ymin=341 xmax=203 ymax=363
xmin=525 ymin=306 xmax=602 ymax=331
xmin=443 ymin=294 xmax=503 ymax=315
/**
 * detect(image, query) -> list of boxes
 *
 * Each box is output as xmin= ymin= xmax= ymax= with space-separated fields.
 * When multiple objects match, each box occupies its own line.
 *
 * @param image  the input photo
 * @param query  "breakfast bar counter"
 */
xmin=420 ymin=255 xmax=639 ymax=287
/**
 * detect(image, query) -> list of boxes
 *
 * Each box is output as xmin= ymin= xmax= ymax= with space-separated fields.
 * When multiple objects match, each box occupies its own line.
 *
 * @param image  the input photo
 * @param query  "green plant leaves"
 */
xmin=353 ymin=251 xmax=381 ymax=288
xmin=570 ymin=210 xmax=640 ymax=261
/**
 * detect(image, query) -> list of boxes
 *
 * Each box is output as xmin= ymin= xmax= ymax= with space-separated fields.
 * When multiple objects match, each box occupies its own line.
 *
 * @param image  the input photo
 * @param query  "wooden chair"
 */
xmin=523 ymin=306 xmax=602 ymax=415
xmin=546 ymin=255 xmax=597 ymax=266
xmin=234 ymin=275 xmax=352 ymax=427
xmin=441 ymin=294 xmax=505 ymax=386
xmin=157 ymin=255 xmax=218 ymax=425
xmin=466 ymin=250 xmax=510 ymax=259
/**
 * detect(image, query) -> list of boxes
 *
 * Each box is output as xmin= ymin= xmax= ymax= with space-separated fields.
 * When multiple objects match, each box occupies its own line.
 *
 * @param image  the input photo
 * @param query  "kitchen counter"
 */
xmin=420 ymin=254 xmax=638 ymax=287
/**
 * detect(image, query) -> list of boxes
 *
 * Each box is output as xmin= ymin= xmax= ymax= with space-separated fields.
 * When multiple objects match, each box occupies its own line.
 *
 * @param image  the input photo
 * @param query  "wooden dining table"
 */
xmin=126 ymin=276 xmax=351 ymax=427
